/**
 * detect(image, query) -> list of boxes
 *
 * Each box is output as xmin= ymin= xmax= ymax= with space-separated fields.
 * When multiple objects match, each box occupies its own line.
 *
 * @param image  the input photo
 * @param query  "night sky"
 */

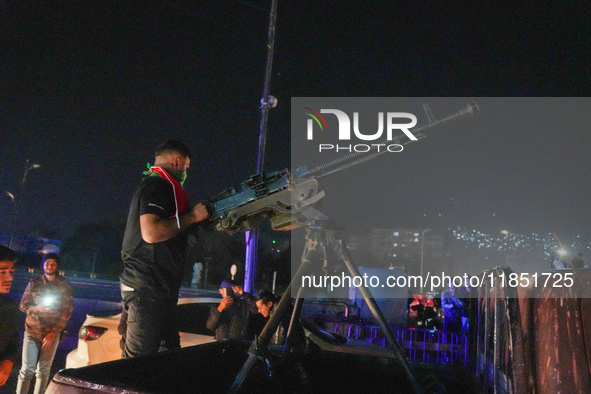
xmin=1 ymin=1 xmax=590 ymax=243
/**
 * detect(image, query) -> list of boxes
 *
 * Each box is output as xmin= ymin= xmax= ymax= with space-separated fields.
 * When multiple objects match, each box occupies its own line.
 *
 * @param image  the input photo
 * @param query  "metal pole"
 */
xmin=420 ymin=229 xmax=432 ymax=294
xmin=8 ymin=160 xmax=41 ymax=249
xmin=244 ymin=0 xmax=278 ymax=294
xmin=91 ymin=248 xmax=98 ymax=279
xmin=204 ymin=257 xmax=210 ymax=288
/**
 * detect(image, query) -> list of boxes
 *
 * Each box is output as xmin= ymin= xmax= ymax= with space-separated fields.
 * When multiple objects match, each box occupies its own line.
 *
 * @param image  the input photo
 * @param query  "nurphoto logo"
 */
xmin=303 ymin=107 xmax=418 ymax=153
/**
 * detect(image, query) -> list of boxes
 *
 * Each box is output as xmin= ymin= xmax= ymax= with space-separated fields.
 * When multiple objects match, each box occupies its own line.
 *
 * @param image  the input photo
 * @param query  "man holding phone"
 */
xmin=206 ymin=280 xmax=258 ymax=341
xmin=17 ymin=253 xmax=73 ymax=394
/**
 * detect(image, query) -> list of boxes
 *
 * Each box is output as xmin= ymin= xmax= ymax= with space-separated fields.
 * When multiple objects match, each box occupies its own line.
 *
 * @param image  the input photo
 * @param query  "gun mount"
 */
xmin=210 ymin=170 xmax=325 ymax=233
xmin=209 ymin=102 xmax=479 ymax=234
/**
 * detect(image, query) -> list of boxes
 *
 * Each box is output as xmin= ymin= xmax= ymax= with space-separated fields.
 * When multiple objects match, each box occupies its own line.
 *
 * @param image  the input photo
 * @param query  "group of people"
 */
xmin=410 ymin=281 xmax=471 ymax=333
xmin=206 ymin=280 xmax=284 ymax=343
xmin=2 ymin=139 xmax=292 ymax=392
xmin=0 ymin=247 xmax=74 ymax=394
xmin=551 ymin=252 xmax=587 ymax=269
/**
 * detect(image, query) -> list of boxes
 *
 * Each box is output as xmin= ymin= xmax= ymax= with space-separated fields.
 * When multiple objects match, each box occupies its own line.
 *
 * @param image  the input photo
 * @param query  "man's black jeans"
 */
xmin=121 ymin=289 xmax=179 ymax=358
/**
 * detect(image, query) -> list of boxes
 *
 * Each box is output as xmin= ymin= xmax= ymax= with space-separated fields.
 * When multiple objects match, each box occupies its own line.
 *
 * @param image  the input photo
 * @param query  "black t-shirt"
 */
xmin=120 ymin=176 xmax=195 ymax=296
xmin=0 ymin=295 xmax=19 ymax=365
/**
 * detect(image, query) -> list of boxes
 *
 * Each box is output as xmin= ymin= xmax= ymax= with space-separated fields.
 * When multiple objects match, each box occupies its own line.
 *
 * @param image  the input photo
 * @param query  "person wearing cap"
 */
xmin=206 ymin=280 xmax=259 ymax=341
xmin=0 ymin=246 xmax=18 ymax=391
xmin=119 ymin=140 xmax=210 ymax=358
xmin=16 ymin=253 xmax=73 ymax=394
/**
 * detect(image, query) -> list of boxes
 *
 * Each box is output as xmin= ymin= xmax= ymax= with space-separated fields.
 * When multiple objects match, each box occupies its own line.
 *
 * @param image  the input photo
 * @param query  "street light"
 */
xmin=6 ymin=159 xmax=41 ymax=249
xmin=4 ymin=191 xmax=16 ymax=246
xmin=420 ymin=228 xmax=433 ymax=294
xmin=21 ymin=161 xmax=41 ymax=185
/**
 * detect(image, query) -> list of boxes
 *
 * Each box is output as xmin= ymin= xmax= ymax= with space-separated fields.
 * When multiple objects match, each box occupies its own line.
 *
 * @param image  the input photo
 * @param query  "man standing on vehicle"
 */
xmin=17 ymin=253 xmax=73 ymax=394
xmin=0 ymin=246 xmax=18 ymax=393
xmin=120 ymin=140 xmax=210 ymax=358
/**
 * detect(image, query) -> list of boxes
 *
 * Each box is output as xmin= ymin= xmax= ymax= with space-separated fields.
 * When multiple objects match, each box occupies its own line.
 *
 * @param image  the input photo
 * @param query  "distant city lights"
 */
xmin=450 ymin=227 xmax=591 ymax=256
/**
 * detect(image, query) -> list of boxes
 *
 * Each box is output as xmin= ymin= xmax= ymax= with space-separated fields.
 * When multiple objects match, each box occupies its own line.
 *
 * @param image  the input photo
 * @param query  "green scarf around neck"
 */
xmin=143 ymin=163 xmax=187 ymax=186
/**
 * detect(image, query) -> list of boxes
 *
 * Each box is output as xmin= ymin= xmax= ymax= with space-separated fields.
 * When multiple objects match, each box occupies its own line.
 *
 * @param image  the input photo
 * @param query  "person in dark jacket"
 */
xmin=0 ymin=246 xmax=18 ymax=392
xmin=206 ymin=280 xmax=258 ymax=341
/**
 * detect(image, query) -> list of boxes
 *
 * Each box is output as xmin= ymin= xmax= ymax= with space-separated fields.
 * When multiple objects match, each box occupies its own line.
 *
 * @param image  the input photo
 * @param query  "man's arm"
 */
xmin=51 ymin=280 xmax=74 ymax=335
xmin=19 ymin=281 xmax=36 ymax=314
xmin=0 ymin=360 xmax=13 ymax=386
xmin=0 ymin=300 xmax=19 ymax=386
xmin=441 ymin=295 xmax=462 ymax=311
xmin=140 ymin=202 xmax=209 ymax=244
xmin=440 ymin=294 xmax=454 ymax=310
xmin=206 ymin=297 xmax=233 ymax=331
xmin=206 ymin=306 xmax=222 ymax=331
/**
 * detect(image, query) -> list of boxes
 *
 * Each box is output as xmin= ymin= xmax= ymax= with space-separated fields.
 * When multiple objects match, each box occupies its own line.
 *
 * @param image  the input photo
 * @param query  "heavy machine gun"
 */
xmin=210 ymin=102 xmax=479 ymax=234
xmin=211 ymin=102 xmax=481 ymax=394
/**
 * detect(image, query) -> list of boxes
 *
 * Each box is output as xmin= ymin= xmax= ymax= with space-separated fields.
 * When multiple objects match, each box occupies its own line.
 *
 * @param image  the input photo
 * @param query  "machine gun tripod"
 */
xmin=230 ymin=218 xmax=443 ymax=394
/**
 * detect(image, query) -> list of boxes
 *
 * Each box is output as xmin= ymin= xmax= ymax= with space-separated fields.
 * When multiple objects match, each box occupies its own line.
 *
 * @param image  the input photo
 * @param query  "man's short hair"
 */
xmin=0 ymin=245 xmax=17 ymax=262
xmin=155 ymin=140 xmax=191 ymax=158
xmin=257 ymin=289 xmax=277 ymax=305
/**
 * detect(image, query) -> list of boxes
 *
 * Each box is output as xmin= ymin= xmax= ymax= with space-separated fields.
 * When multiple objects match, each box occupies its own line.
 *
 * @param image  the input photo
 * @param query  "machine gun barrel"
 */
xmin=293 ymin=102 xmax=478 ymax=180
xmin=209 ymin=102 xmax=478 ymax=233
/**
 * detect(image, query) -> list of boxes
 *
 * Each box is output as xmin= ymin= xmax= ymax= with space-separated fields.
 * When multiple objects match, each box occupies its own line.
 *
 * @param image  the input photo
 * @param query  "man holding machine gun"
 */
xmin=119 ymin=140 xmax=210 ymax=358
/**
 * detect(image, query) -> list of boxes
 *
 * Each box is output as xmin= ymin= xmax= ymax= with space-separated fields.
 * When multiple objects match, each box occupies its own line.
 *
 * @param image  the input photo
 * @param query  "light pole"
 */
xmin=5 ymin=191 xmax=16 ymax=248
xmin=244 ymin=0 xmax=278 ymax=294
xmin=420 ymin=228 xmax=432 ymax=294
xmin=21 ymin=160 xmax=41 ymax=186
xmin=5 ymin=159 xmax=41 ymax=249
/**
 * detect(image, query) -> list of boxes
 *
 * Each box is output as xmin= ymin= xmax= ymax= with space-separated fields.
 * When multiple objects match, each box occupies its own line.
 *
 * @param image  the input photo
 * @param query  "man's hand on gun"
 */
xmin=192 ymin=202 xmax=211 ymax=223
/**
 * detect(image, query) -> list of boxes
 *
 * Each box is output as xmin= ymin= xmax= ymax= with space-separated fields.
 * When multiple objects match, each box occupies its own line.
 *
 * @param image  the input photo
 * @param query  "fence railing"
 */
xmin=322 ymin=321 xmax=468 ymax=365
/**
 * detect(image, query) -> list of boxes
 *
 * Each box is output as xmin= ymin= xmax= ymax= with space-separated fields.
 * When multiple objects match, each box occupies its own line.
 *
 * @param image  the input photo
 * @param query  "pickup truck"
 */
xmin=46 ymin=320 xmax=472 ymax=393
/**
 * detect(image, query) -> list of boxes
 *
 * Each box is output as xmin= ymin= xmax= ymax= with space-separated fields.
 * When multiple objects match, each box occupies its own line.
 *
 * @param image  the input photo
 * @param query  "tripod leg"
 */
xmin=282 ymin=286 xmax=306 ymax=354
xmin=329 ymin=233 xmax=424 ymax=394
xmin=229 ymin=258 xmax=312 ymax=393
